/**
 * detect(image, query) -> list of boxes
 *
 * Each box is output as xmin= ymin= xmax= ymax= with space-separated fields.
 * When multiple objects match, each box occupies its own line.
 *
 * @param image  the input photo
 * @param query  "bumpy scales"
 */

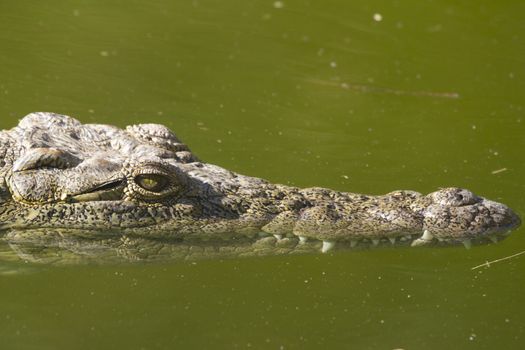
xmin=0 ymin=113 xmax=520 ymax=261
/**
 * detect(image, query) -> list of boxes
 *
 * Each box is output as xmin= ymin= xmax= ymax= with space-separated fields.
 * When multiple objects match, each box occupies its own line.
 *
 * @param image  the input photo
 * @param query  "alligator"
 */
xmin=0 ymin=112 xmax=520 ymax=263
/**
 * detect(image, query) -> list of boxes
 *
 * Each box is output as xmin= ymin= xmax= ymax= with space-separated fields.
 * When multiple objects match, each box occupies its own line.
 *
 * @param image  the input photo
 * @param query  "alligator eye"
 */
xmin=135 ymin=174 xmax=170 ymax=192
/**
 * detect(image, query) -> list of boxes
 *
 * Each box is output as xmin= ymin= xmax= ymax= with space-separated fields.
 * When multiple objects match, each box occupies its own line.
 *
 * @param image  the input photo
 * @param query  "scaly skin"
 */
xmin=0 ymin=112 xmax=520 ymax=262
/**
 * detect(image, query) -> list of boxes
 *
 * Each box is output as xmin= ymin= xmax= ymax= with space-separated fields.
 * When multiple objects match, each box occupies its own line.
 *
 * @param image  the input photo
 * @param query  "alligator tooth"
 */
xmin=321 ymin=240 xmax=335 ymax=253
xmin=273 ymin=234 xmax=283 ymax=240
xmin=462 ymin=239 xmax=472 ymax=249
xmin=350 ymin=240 xmax=358 ymax=248
xmin=298 ymin=236 xmax=308 ymax=244
xmin=388 ymin=237 xmax=396 ymax=245
xmin=372 ymin=239 xmax=380 ymax=246
xmin=489 ymin=236 xmax=498 ymax=244
xmin=421 ymin=230 xmax=433 ymax=241
xmin=410 ymin=230 xmax=435 ymax=247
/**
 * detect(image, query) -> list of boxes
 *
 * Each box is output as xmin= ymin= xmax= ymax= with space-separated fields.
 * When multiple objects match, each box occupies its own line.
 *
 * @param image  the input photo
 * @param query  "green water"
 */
xmin=1 ymin=0 xmax=524 ymax=348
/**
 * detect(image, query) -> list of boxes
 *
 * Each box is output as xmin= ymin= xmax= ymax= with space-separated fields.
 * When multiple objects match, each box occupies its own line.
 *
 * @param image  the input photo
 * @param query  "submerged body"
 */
xmin=0 ymin=112 xmax=520 ymax=262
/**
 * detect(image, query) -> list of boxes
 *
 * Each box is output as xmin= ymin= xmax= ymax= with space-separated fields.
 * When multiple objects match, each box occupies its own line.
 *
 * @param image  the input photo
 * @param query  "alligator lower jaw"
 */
xmin=66 ymin=182 xmax=125 ymax=202
xmin=1 ymin=228 xmax=513 ymax=265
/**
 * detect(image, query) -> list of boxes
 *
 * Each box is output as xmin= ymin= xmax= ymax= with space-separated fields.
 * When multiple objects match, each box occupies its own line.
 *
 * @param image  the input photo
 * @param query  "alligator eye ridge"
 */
xmin=134 ymin=174 xmax=170 ymax=192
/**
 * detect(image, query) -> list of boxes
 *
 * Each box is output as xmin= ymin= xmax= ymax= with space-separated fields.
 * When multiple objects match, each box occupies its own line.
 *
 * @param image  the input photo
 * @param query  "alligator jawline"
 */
xmin=1 ymin=229 xmax=513 ymax=265
xmin=69 ymin=179 xmax=126 ymax=202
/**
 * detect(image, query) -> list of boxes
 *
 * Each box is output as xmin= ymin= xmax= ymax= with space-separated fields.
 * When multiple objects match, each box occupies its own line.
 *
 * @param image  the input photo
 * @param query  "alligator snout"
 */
xmin=481 ymin=199 xmax=521 ymax=232
xmin=416 ymin=188 xmax=521 ymax=247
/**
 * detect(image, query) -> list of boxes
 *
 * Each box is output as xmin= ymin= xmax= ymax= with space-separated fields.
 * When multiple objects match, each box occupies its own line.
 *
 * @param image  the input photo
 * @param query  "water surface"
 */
xmin=0 ymin=1 xmax=524 ymax=349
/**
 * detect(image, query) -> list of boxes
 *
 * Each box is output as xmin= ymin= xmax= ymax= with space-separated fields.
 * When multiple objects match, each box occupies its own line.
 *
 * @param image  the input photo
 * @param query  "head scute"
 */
xmin=18 ymin=112 xmax=81 ymax=130
xmin=126 ymin=123 xmax=198 ymax=163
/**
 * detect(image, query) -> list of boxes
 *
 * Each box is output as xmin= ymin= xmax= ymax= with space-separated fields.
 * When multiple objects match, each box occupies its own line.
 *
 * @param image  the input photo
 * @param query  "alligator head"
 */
xmin=0 ymin=112 xmax=520 ymax=262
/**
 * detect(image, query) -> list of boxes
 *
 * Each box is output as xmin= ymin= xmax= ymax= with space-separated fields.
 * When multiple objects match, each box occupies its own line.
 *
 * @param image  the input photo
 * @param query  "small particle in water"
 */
xmin=509 ymin=72 xmax=515 ymax=79
xmin=341 ymin=175 xmax=349 ymax=179
xmin=469 ymin=333 xmax=477 ymax=341
xmin=491 ymin=168 xmax=507 ymax=175
xmin=380 ymin=319 xmax=385 ymax=324
xmin=471 ymin=125 xmax=477 ymax=130
xmin=330 ymin=61 xmax=337 ymax=68
xmin=73 ymin=9 xmax=80 ymax=16
xmin=427 ymin=24 xmax=443 ymax=33
xmin=373 ymin=13 xmax=383 ymax=22
xmin=99 ymin=51 xmax=109 ymax=57
xmin=273 ymin=1 xmax=284 ymax=9
xmin=216 ymin=139 xmax=222 ymax=144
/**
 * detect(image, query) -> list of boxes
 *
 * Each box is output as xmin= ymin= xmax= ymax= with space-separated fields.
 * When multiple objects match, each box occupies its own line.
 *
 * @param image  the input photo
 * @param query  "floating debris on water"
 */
xmin=306 ymin=78 xmax=460 ymax=99
xmin=273 ymin=1 xmax=284 ymax=9
xmin=471 ymin=250 xmax=525 ymax=270
xmin=491 ymin=168 xmax=507 ymax=175
xmin=373 ymin=13 xmax=383 ymax=22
